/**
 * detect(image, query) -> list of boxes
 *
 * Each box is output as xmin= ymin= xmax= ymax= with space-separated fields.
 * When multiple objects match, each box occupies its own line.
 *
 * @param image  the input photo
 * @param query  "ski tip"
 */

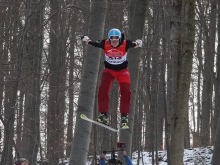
xmin=80 ymin=114 xmax=86 ymax=118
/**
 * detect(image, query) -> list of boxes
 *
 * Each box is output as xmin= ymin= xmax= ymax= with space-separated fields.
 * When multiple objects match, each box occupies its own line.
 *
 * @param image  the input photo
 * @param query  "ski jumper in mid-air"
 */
xmin=81 ymin=28 xmax=142 ymax=129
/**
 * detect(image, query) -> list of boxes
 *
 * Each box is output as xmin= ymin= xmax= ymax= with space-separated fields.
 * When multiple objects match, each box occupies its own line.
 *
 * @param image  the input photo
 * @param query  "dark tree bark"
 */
xmin=170 ymin=0 xmax=195 ymax=164
xmin=69 ymin=0 xmax=107 ymax=164
xmin=1 ymin=0 xmax=31 ymax=164
xmin=211 ymin=0 xmax=220 ymax=164
xmin=30 ymin=1 xmax=44 ymax=164
xmin=119 ymin=0 xmax=148 ymax=164
xmin=198 ymin=0 xmax=216 ymax=146
xmin=161 ymin=0 xmax=170 ymax=163
xmin=47 ymin=0 xmax=62 ymax=163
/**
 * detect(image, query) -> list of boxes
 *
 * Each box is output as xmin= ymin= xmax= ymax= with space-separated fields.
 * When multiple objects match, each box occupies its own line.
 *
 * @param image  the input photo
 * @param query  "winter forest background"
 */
xmin=1 ymin=0 xmax=220 ymax=164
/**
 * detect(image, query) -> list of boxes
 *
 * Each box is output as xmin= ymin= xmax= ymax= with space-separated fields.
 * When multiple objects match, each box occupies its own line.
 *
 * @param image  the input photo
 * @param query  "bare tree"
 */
xmin=198 ymin=0 xmax=216 ymax=146
xmin=1 ymin=0 xmax=219 ymax=164
xmin=66 ymin=0 xmax=89 ymax=157
xmin=191 ymin=25 xmax=202 ymax=148
xmin=69 ymin=0 xmax=107 ymax=164
xmin=160 ymin=0 xmax=171 ymax=164
xmin=170 ymin=0 xmax=195 ymax=164
xmin=119 ymin=0 xmax=148 ymax=164
xmin=211 ymin=0 xmax=220 ymax=164
xmin=1 ymin=0 xmax=31 ymax=164
xmin=47 ymin=0 xmax=68 ymax=163
xmin=66 ymin=15 xmax=76 ymax=158
xmin=30 ymin=1 xmax=44 ymax=164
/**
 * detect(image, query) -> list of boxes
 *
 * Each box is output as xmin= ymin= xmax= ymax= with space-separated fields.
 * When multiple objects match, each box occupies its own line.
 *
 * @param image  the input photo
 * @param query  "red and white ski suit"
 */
xmin=88 ymin=36 xmax=137 ymax=114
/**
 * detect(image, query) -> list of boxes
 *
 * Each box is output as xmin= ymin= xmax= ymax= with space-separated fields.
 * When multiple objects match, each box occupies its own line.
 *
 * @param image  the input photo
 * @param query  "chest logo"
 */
xmin=106 ymin=49 xmax=124 ymax=57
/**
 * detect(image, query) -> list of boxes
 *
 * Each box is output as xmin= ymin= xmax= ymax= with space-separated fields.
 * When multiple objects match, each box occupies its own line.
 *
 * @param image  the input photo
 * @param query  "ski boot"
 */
xmin=121 ymin=114 xmax=129 ymax=129
xmin=97 ymin=113 xmax=109 ymax=125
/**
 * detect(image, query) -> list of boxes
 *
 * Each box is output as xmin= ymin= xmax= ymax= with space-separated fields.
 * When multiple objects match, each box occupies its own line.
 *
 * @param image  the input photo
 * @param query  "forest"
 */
xmin=0 ymin=0 xmax=220 ymax=165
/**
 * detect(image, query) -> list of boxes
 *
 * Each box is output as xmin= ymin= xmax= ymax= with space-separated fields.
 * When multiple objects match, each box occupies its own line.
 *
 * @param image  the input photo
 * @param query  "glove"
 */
xmin=136 ymin=39 xmax=142 ymax=47
xmin=81 ymin=36 xmax=89 ymax=42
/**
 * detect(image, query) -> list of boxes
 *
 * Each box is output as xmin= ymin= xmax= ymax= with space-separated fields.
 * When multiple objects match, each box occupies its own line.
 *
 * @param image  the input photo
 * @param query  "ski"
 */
xmin=80 ymin=114 xmax=118 ymax=132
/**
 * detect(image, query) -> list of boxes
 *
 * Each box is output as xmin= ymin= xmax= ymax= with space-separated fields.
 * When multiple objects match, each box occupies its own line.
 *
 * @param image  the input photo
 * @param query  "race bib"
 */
xmin=105 ymin=54 xmax=127 ymax=65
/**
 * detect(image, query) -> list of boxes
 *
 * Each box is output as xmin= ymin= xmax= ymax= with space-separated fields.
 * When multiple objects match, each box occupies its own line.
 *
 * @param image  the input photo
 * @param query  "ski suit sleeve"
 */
xmin=88 ymin=40 xmax=105 ymax=49
xmin=100 ymin=159 xmax=105 ymax=165
xmin=124 ymin=155 xmax=133 ymax=165
xmin=125 ymin=40 xmax=138 ymax=51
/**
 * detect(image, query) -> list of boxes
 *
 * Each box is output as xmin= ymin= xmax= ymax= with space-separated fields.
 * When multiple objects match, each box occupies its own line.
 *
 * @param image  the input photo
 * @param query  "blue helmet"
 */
xmin=108 ymin=28 xmax=121 ymax=40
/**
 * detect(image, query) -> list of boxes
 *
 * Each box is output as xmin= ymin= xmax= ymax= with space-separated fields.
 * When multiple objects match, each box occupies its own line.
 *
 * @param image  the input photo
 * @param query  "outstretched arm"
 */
xmin=81 ymin=36 xmax=105 ymax=49
xmin=126 ymin=39 xmax=143 ymax=50
xmin=122 ymin=151 xmax=133 ymax=165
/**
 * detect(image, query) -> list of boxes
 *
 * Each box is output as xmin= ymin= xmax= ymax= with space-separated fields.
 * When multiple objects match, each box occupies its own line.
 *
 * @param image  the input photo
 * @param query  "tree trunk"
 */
xmin=208 ymin=0 xmax=218 ymax=145
xmin=199 ymin=0 xmax=216 ymax=147
xmin=169 ymin=0 xmax=182 ymax=164
xmin=1 ymin=0 xmax=30 ymax=163
xmin=170 ymin=0 xmax=195 ymax=164
xmin=119 ymin=0 xmax=148 ymax=163
xmin=161 ymin=0 xmax=171 ymax=163
xmin=0 ymin=0 xmax=6 ymax=132
xmin=31 ymin=1 xmax=44 ymax=164
xmin=66 ymin=0 xmax=86 ymax=157
xmin=69 ymin=0 xmax=107 ymax=164
xmin=66 ymin=26 xmax=75 ymax=157
xmin=193 ymin=30 xmax=202 ymax=147
xmin=47 ymin=0 xmax=61 ymax=163
xmin=211 ymin=0 xmax=220 ymax=164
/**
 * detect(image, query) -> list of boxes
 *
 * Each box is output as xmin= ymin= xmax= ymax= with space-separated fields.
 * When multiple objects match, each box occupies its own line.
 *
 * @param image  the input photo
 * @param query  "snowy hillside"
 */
xmin=131 ymin=146 xmax=213 ymax=165
xmin=60 ymin=146 xmax=213 ymax=164
xmin=87 ymin=146 xmax=213 ymax=165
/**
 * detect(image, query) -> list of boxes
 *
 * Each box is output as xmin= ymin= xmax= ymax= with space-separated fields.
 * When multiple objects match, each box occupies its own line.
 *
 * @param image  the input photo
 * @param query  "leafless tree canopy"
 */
xmin=1 ymin=0 xmax=220 ymax=165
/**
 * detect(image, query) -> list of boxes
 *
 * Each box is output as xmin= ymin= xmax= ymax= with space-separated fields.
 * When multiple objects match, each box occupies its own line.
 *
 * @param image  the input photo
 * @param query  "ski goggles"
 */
xmin=109 ymin=36 xmax=120 ymax=40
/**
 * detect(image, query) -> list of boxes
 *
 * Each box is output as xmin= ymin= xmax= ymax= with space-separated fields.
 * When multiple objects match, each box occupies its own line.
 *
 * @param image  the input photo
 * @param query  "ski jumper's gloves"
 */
xmin=81 ymin=36 xmax=91 ymax=44
xmin=136 ymin=39 xmax=143 ymax=47
xmin=81 ymin=36 xmax=89 ymax=41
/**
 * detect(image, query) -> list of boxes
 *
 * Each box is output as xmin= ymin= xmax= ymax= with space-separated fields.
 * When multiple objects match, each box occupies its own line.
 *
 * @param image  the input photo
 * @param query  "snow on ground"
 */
xmin=60 ymin=146 xmax=213 ymax=164
xmin=87 ymin=146 xmax=213 ymax=165
xmin=131 ymin=146 xmax=213 ymax=165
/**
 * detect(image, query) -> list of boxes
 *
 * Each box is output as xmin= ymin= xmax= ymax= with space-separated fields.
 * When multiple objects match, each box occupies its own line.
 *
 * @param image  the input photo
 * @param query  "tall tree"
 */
xmin=119 ymin=0 xmax=148 ymax=163
xmin=194 ymin=24 xmax=203 ymax=147
xmin=69 ymin=0 xmax=107 ymax=164
xmin=30 ymin=1 xmax=44 ymax=164
xmin=169 ymin=0 xmax=182 ymax=163
xmin=66 ymin=15 xmax=76 ymax=158
xmin=161 ymin=0 xmax=171 ymax=164
xmin=1 ymin=0 xmax=31 ymax=164
xmin=47 ymin=0 xmax=72 ymax=162
xmin=2 ymin=2 xmax=22 ymax=163
xmin=66 ymin=0 xmax=89 ymax=157
xmin=16 ymin=2 xmax=44 ymax=165
xmin=213 ymin=0 xmax=220 ymax=142
xmin=200 ymin=0 xmax=216 ymax=146
xmin=47 ymin=0 xmax=63 ymax=163
xmin=211 ymin=0 xmax=220 ymax=164
xmin=170 ymin=0 xmax=195 ymax=164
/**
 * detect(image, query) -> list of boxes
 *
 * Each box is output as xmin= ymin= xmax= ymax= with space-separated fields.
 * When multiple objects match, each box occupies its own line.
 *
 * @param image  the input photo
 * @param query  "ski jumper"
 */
xmin=88 ymin=35 xmax=136 ymax=115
